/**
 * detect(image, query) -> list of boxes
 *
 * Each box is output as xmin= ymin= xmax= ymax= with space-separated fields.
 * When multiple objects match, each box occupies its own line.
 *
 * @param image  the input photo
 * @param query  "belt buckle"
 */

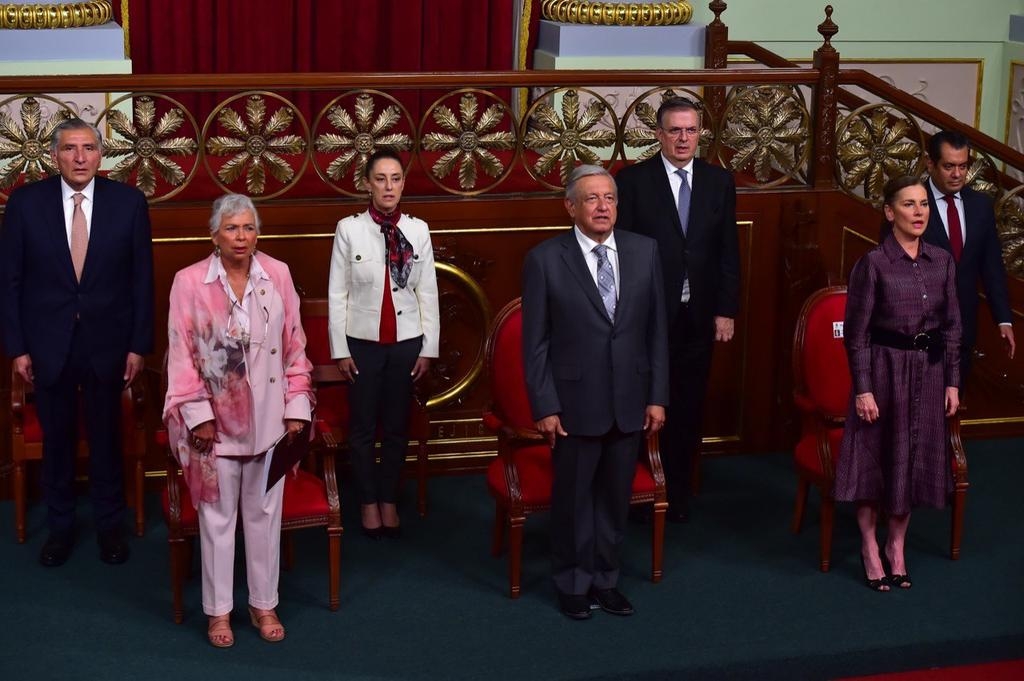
xmin=912 ymin=332 xmax=930 ymax=351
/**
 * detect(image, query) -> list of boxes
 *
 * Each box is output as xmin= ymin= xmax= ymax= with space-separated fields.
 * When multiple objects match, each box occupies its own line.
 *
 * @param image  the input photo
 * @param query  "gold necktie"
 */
xmin=70 ymin=192 xmax=88 ymax=281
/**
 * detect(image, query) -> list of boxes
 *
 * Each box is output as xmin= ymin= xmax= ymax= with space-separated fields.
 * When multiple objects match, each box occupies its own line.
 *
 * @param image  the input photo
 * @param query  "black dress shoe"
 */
xmin=39 ymin=532 xmax=74 ymax=567
xmin=557 ymin=593 xmax=593 ymax=620
xmin=588 ymin=587 xmax=635 ymax=616
xmin=97 ymin=528 xmax=130 ymax=564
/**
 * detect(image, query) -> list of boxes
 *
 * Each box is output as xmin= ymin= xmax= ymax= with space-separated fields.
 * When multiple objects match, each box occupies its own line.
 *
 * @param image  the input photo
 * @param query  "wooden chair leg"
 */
xmin=792 ymin=477 xmax=810 ymax=534
xmin=14 ymin=461 xmax=27 ymax=544
xmin=507 ymin=515 xmax=524 ymax=599
xmin=491 ymin=505 xmax=506 ymax=557
xmin=650 ymin=501 xmax=666 ymax=583
xmin=818 ymin=494 xmax=835 ymax=573
xmin=185 ymin=538 xmax=194 ymax=579
xmin=328 ymin=529 xmax=341 ymax=611
xmin=950 ymin=486 xmax=967 ymax=560
xmin=169 ymin=538 xmax=186 ymax=624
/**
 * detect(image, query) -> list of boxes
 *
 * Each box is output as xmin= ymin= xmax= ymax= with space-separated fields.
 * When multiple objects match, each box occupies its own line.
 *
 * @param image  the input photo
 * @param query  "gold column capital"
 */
xmin=0 ymin=2 xmax=113 ymax=29
xmin=541 ymin=0 xmax=692 ymax=26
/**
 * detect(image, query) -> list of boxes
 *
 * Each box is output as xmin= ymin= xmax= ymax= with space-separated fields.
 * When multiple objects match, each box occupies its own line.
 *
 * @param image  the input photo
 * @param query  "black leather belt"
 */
xmin=870 ymin=327 xmax=943 ymax=364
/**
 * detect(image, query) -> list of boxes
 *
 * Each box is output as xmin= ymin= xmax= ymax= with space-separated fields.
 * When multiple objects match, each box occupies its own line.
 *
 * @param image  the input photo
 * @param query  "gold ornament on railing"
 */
xmin=0 ymin=95 xmax=74 ymax=193
xmin=313 ymin=91 xmax=414 ymax=195
xmin=420 ymin=90 xmax=517 ymax=195
xmin=0 ymin=1 xmax=112 ymax=29
xmin=995 ymin=189 xmax=1024 ymax=278
xmin=541 ymin=0 xmax=691 ymax=26
xmin=203 ymin=93 xmax=308 ymax=198
xmin=718 ymin=85 xmax=810 ymax=186
xmin=835 ymin=103 xmax=924 ymax=205
xmin=522 ymin=88 xmax=618 ymax=189
xmin=99 ymin=94 xmax=199 ymax=200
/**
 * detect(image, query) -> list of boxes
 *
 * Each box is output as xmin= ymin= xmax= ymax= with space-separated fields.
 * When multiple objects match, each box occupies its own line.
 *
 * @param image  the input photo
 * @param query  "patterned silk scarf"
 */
xmin=368 ymin=203 xmax=414 ymax=289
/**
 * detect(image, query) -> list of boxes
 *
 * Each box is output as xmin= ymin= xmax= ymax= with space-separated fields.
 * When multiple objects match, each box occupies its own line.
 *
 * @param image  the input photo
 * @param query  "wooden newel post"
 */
xmin=703 ymin=1 xmax=728 ymax=125
xmin=810 ymin=5 xmax=840 ymax=189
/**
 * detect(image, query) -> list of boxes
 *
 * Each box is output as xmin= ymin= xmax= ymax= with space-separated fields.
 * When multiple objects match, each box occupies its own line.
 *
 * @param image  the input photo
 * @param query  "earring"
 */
xmin=214 ymin=244 xmax=221 ymax=257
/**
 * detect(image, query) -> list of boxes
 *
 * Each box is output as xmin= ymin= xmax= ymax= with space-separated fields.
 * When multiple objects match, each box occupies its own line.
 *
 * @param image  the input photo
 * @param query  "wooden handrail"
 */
xmin=0 ymin=69 xmax=819 ymax=93
xmin=839 ymin=69 xmax=1024 ymax=173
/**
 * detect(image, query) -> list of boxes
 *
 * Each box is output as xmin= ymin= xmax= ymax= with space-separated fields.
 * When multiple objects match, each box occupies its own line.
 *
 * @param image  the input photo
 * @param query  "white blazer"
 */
xmin=327 ymin=210 xmax=440 ymax=359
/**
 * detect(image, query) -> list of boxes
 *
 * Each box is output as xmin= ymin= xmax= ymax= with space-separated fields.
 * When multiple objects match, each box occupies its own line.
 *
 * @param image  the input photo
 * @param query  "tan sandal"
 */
xmin=207 ymin=614 xmax=234 ymax=648
xmin=248 ymin=606 xmax=285 ymax=642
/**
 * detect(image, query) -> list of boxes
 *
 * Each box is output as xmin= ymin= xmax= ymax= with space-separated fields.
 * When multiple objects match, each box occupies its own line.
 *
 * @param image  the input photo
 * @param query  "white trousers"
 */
xmin=198 ymin=454 xmax=284 ymax=616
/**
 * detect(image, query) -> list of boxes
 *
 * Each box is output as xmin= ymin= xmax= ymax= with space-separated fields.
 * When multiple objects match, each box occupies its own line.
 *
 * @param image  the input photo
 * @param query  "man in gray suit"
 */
xmin=521 ymin=165 xmax=669 ymax=620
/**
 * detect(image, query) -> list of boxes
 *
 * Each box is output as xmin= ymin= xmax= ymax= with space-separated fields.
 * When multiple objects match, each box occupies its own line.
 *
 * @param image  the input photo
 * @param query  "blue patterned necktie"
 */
xmin=593 ymin=244 xmax=616 ymax=321
xmin=676 ymin=168 xmax=690 ymax=236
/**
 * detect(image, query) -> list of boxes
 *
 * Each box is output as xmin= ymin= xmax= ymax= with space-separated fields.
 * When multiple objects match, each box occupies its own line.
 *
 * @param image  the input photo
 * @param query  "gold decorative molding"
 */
xmin=0 ymin=1 xmax=112 ymax=29
xmin=541 ymin=0 xmax=691 ymax=26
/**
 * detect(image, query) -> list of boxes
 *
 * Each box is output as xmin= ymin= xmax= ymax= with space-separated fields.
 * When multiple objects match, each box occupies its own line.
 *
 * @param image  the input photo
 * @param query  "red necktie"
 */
xmin=943 ymin=194 xmax=963 ymax=263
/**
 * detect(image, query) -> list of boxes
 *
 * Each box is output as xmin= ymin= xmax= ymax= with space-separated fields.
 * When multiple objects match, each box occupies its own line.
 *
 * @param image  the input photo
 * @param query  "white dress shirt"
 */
xmin=661 ymin=152 xmax=694 ymax=302
xmin=928 ymin=176 xmax=966 ymax=242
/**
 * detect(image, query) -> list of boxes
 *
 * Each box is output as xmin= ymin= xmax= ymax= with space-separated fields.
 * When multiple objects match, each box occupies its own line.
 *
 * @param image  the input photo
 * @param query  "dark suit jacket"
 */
xmin=615 ymin=155 xmax=739 ymax=327
xmin=0 ymin=175 xmax=154 ymax=387
xmin=521 ymin=229 xmax=669 ymax=436
xmin=923 ymin=182 xmax=1012 ymax=354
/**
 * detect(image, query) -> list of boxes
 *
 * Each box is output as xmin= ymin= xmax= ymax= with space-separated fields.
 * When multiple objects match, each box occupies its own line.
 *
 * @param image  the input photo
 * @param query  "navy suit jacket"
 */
xmin=923 ymin=182 xmax=1011 ymax=354
xmin=521 ymin=229 xmax=669 ymax=436
xmin=615 ymin=155 xmax=739 ymax=328
xmin=1 ymin=175 xmax=154 ymax=387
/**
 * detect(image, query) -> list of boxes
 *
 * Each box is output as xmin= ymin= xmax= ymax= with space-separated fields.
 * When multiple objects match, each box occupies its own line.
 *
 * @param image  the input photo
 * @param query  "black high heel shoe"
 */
xmin=861 ymin=555 xmax=890 ymax=592
xmin=888 ymin=573 xmax=912 ymax=589
xmin=361 ymin=524 xmax=384 ymax=540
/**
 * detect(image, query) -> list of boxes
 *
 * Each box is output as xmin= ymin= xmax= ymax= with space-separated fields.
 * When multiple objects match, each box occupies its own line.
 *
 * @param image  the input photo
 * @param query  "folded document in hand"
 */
xmin=261 ymin=424 xmax=311 ymax=493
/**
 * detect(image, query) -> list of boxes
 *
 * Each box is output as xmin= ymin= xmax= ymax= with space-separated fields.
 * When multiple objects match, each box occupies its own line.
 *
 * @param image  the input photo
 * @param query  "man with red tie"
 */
xmin=923 ymin=130 xmax=1015 ymax=385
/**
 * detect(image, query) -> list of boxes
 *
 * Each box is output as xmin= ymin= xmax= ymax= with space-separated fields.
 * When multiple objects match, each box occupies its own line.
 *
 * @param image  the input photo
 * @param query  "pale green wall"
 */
xmin=689 ymin=0 xmax=1024 ymax=139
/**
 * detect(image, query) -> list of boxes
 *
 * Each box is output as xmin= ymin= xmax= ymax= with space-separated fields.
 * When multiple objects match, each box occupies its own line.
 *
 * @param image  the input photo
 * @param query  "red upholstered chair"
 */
xmin=483 ymin=298 xmax=667 ymax=598
xmin=791 ymin=286 xmax=968 ymax=571
xmin=300 ymin=298 xmax=432 ymax=516
xmin=9 ymin=366 xmax=147 ymax=542
xmin=159 ymin=429 xmax=343 ymax=623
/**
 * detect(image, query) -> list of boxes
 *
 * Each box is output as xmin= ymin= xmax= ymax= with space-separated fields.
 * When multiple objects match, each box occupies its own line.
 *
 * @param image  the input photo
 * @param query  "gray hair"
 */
xmin=50 ymin=117 xmax=103 ymax=153
xmin=209 ymin=193 xmax=261 ymax=235
xmin=565 ymin=164 xmax=614 ymax=203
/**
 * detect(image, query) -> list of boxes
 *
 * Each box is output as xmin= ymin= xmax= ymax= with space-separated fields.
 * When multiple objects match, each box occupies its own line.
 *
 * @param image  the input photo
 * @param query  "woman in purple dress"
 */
xmin=835 ymin=175 xmax=961 ymax=591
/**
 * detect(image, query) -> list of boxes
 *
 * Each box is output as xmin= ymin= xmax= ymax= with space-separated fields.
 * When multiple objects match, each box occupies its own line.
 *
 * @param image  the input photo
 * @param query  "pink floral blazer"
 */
xmin=163 ymin=252 xmax=314 ymax=505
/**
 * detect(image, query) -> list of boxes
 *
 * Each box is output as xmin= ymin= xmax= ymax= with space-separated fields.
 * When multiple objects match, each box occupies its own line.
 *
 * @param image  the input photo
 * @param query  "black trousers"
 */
xmin=346 ymin=336 xmax=421 ymax=504
xmin=33 ymin=326 xmax=125 ymax=535
xmin=550 ymin=426 xmax=640 ymax=596
xmin=660 ymin=301 xmax=714 ymax=508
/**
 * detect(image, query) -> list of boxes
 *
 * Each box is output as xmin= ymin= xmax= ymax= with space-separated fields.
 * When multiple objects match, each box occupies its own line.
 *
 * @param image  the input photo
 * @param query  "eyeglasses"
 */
xmin=660 ymin=126 xmax=700 ymax=139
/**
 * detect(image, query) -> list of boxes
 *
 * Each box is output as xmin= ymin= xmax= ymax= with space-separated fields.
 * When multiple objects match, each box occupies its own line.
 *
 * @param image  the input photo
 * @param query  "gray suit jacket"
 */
xmin=521 ymin=229 xmax=669 ymax=436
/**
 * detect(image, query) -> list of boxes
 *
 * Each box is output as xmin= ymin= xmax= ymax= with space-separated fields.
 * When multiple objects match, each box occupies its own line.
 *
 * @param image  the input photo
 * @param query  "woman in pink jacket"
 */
xmin=163 ymin=194 xmax=314 ymax=648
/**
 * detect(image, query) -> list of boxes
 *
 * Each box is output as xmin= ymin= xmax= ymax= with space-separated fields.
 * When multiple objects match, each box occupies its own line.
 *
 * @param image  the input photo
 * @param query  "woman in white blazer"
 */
xmin=327 ymin=149 xmax=439 ymax=538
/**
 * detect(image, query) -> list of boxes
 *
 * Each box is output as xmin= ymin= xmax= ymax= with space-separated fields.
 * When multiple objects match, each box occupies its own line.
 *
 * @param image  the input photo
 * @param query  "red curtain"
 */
xmin=122 ymin=0 xmax=518 ymax=74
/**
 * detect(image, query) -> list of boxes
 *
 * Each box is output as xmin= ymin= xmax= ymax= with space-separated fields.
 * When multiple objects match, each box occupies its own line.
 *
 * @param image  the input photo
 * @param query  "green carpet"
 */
xmin=1 ymin=440 xmax=1022 ymax=681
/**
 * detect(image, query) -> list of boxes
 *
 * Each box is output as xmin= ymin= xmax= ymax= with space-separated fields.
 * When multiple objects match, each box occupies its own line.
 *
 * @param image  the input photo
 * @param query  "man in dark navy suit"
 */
xmin=923 ymin=130 xmax=1015 ymax=384
xmin=1 ymin=118 xmax=154 ymax=566
xmin=615 ymin=97 xmax=739 ymax=522
xmin=522 ymin=165 xmax=668 ymax=620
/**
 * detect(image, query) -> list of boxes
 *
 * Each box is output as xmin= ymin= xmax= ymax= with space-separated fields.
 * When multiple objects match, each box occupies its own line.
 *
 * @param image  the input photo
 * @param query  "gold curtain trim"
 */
xmin=540 ymin=0 xmax=691 ymax=26
xmin=120 ymin=0 xmax=129 ymax=58
xmin=0 ymin=1 xmax=113 ymax=29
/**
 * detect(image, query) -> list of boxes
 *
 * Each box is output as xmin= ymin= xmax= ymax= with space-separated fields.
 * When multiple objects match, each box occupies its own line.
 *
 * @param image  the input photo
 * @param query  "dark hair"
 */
xmin=363 ymin=148 xmax=404 ymax=179
xmin=926 ymin=130 xmax=969 ymax=163
xmin=656 ymin=96 xmax=701 ymax=129
xmin=882 ymin=175 xmax=925 ymax=207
